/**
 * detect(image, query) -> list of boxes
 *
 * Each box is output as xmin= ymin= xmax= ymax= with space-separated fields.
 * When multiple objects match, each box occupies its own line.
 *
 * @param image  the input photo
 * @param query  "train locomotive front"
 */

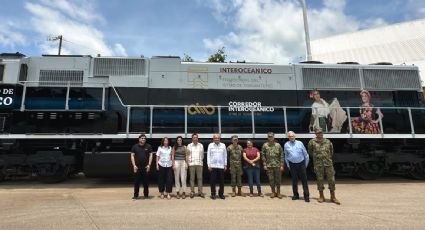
xmin=0 ymin=53 xmax=424 ymax=182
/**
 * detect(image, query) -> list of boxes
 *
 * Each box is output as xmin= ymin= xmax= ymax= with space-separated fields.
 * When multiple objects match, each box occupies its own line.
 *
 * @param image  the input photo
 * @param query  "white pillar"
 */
xmin=300 ymin=0 xmax=312 ymax=61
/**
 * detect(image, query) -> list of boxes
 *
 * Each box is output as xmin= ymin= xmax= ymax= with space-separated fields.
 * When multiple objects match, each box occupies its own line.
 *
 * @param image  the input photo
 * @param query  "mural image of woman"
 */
xmin=309 ymin=90 xmax=331 ymax=132
xmin=352 ymin=90 xmax=384 ymax=134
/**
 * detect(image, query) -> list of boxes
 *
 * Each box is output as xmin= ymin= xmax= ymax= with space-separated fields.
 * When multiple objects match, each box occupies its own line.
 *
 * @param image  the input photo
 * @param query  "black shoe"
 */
xmin=219 ymin=195 xmax=225 ymax=200
xmin=132 ymin=196 xmax=139 ymax=200
xmin=304 ymin=197 xmax=310 ymax=202
xmin=144 ymin=195 xmax=150 ymax=200
xmin=210 ymin=195 xmax=216 ymax=200
xmin=292 ymin=196 xmax=299 ymax=200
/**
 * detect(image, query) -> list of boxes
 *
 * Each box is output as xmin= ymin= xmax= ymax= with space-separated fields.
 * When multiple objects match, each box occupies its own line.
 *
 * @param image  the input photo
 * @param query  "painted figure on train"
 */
xmin=352 ymin=90 xmax=384 ymax=134
xmin=309 ymin=90 xmax=347 ymax=133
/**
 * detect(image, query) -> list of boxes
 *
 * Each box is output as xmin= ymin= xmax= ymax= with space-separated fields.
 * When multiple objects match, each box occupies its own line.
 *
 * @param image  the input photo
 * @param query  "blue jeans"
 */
xmin=245 ymin=166 xmax=261 ymax=193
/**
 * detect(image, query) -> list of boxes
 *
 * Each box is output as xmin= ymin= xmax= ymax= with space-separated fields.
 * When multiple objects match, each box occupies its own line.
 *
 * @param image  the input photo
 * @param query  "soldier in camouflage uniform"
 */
xmin=227 ymin=135 xmax=245 ymax=197
xmin=262 ymin=132 xmax=284 ymax=199
xmin=308 ymin=128 xmax=340 ymax=205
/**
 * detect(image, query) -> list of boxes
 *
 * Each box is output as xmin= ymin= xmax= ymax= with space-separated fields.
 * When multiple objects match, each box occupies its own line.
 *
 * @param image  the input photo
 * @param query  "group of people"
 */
xmin=130 ymin=130 xmax=340 ymax=205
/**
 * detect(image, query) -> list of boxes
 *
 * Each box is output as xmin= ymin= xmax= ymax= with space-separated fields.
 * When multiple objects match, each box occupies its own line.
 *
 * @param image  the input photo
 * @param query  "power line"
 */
xmin=62 ymin=38 xmax=105 ymax=54
xmin=47 ymin=35 xmax=105 ymax=55
xmin=47 ymin=35 xmax=63 ymax=55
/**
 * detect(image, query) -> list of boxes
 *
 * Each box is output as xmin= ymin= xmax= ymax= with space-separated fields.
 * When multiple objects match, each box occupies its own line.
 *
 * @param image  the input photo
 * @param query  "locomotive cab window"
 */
xmin=0 ymin=64 xmax=4 ymax=81
xmin=19 ymin=64 xmax=28 ymax=82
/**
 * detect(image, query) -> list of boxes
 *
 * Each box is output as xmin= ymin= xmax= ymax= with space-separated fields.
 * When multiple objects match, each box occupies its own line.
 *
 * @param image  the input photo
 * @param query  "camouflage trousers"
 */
xmin=230 ymin=166 xmax=243 ymax=188
xmin=314 ymin=165 xmax=336 ymax=191
xmin=266 ymin=167 xmax=282 ymax=190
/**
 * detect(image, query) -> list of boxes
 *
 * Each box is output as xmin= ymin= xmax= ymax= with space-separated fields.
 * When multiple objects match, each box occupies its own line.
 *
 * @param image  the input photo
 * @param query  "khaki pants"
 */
xmin=189 ymin=165 xmax=203 ymax=193
xmin=174 ymin=160 xmax=187 ymax=193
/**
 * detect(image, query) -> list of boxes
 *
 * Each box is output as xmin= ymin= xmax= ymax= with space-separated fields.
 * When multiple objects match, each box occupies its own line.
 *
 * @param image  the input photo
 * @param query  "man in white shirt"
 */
xmin=187 ymin=133 xmax=205 ymax=198
xmin=207 ymin=133 xmax=227 ymax=200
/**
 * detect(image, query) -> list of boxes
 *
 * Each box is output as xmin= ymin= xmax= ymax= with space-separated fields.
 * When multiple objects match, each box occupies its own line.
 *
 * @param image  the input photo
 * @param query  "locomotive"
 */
xmin=0 ymin=52 xmax=424 ymax=182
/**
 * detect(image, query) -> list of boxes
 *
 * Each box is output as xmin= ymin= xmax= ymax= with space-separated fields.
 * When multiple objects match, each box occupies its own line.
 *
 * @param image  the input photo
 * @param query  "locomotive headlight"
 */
xmin=0 ymin=97 xmax=13 ymax=106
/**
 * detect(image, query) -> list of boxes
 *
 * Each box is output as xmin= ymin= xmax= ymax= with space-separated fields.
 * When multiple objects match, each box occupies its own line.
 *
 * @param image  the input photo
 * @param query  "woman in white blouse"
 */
xmin=156 ymin=137 xmax=173 ymax=199
xmin=310 ymin=90 xmax=330 ymax=132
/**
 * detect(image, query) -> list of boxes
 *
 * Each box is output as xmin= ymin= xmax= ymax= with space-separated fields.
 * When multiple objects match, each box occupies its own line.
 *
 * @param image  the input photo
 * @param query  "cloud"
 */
xmin=113 ymin=43 xmax=128 ymax=56
xmin=24 ymin=0 xmax=126 ymax=56
xmin=323 ymin=0 xmax=345 ymax=10
xmin=0 ymin=21 xmax=26 ymax=48
xmin=202 ymin=0 xmax=387 ymax=63
xmin=39 ymin=0 xmax=105 ymax=24
xmin=361 ymin=18 xmax=388 ymax=29
xmin=198 ymin=0 xmax=242 ymax=24
xmin=405 ymin=0 xmax=425 ymax=19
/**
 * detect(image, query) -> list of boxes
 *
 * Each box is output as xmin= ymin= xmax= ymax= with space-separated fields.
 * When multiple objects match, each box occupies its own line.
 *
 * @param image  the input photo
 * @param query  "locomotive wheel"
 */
xmin=408 ymin=163 xmax=425 ymax=180
xmin=356 ymin=162 xmax=384 ymax=180
xmin=37 ymin=166 xmax=69 ymax=183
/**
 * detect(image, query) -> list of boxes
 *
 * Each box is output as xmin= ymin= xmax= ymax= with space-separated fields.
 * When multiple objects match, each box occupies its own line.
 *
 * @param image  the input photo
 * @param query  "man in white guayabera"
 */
xmin=187 ymin=133 xmax=205 ymax=198
xmin=207 ymin=134 xmax=227 ymax=200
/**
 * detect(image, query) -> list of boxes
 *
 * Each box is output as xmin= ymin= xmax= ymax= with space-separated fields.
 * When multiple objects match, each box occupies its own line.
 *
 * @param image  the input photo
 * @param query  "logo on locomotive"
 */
xmin=188 ymin=103 xmax=216 ymax=115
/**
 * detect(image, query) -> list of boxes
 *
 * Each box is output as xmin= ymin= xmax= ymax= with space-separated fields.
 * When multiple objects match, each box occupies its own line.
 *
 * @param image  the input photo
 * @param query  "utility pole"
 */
xmin=300 ymin=0 xmax=312 ymax=61
xmin=48 ymin=35 xmax=63 ymax=55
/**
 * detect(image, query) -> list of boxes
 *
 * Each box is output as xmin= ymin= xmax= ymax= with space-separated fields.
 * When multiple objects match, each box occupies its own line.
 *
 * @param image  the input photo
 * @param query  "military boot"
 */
xmin=237 ymin=187 xmax=245 ymax=197
xmin=231 ymin=187 xmax=236 ymax=197
xmin=276 ymin=187 xmax=283 ymax=199
xmin=330 ymin=191 xmax=340 ymax=205
xmin=318 ymin=191 xmax=325 ymax=203
xmin=270 ymin=187 xmax=276 ymax=198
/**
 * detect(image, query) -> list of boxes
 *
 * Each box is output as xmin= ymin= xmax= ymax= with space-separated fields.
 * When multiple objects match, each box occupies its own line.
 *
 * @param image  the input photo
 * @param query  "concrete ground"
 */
xmin=0 ymin=177 xmax=424 ymax=230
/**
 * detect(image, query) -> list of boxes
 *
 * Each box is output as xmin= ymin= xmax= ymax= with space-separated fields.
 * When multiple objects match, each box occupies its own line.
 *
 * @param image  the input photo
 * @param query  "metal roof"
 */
xmin=311 ymin=19 xmax=425 ymax=85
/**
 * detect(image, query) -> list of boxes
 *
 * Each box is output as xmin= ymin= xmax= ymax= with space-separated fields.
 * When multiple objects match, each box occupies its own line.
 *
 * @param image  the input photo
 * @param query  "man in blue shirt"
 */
xmin=284 ymin=131 xmax=310 ymax=202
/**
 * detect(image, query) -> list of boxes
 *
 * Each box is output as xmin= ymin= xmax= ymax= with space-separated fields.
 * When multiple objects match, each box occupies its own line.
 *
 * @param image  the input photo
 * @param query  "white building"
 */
xmin=311 ymin=18 xmax=425 ymax=85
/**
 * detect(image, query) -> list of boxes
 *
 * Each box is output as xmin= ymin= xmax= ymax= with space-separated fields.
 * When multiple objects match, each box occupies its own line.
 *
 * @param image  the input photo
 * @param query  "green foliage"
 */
xmin=207 ymin=47 xmax=226 ymax=63
xmin=182 ymin=53 xmax=194 ymax=62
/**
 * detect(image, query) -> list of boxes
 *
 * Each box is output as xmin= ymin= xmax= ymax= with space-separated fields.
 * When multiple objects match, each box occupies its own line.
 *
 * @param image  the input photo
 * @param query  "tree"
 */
xmin=207 ymin=47 xmax=226 ymax=63
xmin=182 ymin=53 xmax=194 ymax=62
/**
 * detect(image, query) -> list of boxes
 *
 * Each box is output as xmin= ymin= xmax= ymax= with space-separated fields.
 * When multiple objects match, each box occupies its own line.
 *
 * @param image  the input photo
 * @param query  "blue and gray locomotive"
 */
xmin=0 ymin=52 xmax=424 ymax=182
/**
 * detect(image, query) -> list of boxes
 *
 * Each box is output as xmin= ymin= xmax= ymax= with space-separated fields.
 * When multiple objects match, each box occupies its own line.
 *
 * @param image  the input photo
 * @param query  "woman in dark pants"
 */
xmin=243 ymin=139 xmax=263 ymax=197
xmin=156 ymin=137 xmax=173 ymax=199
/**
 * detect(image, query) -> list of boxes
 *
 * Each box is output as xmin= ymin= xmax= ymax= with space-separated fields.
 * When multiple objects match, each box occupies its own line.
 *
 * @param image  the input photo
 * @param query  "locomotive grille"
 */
xmin=93 ymin=58 xmax=145 ymax=76
xmin=302 ymin=68 xmax=361 ymax=89
xmin=363 ymin=69 xmax=421 ymax=90
xmin=39 ymin=70 xmax=84 ymax=86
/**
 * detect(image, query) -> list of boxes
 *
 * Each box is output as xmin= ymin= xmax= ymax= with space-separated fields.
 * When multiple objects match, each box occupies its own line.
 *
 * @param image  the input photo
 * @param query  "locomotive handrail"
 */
xmin=118 ymin=104 xmax=425 ymax=109
xmin=108 ymin=82 xmax=127 ymax=108
xmin=17 ymin=81 xmax=425 ymax=109
xmin=123 ymin=104 xmax=425 ymax=139
xmin=13 ymin=81 xmax=425 ymax=139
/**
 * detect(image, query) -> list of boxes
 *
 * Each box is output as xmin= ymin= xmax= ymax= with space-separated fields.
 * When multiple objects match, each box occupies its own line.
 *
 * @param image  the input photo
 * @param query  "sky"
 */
xmin=1 ymin=0 xmax=425 ymax=63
